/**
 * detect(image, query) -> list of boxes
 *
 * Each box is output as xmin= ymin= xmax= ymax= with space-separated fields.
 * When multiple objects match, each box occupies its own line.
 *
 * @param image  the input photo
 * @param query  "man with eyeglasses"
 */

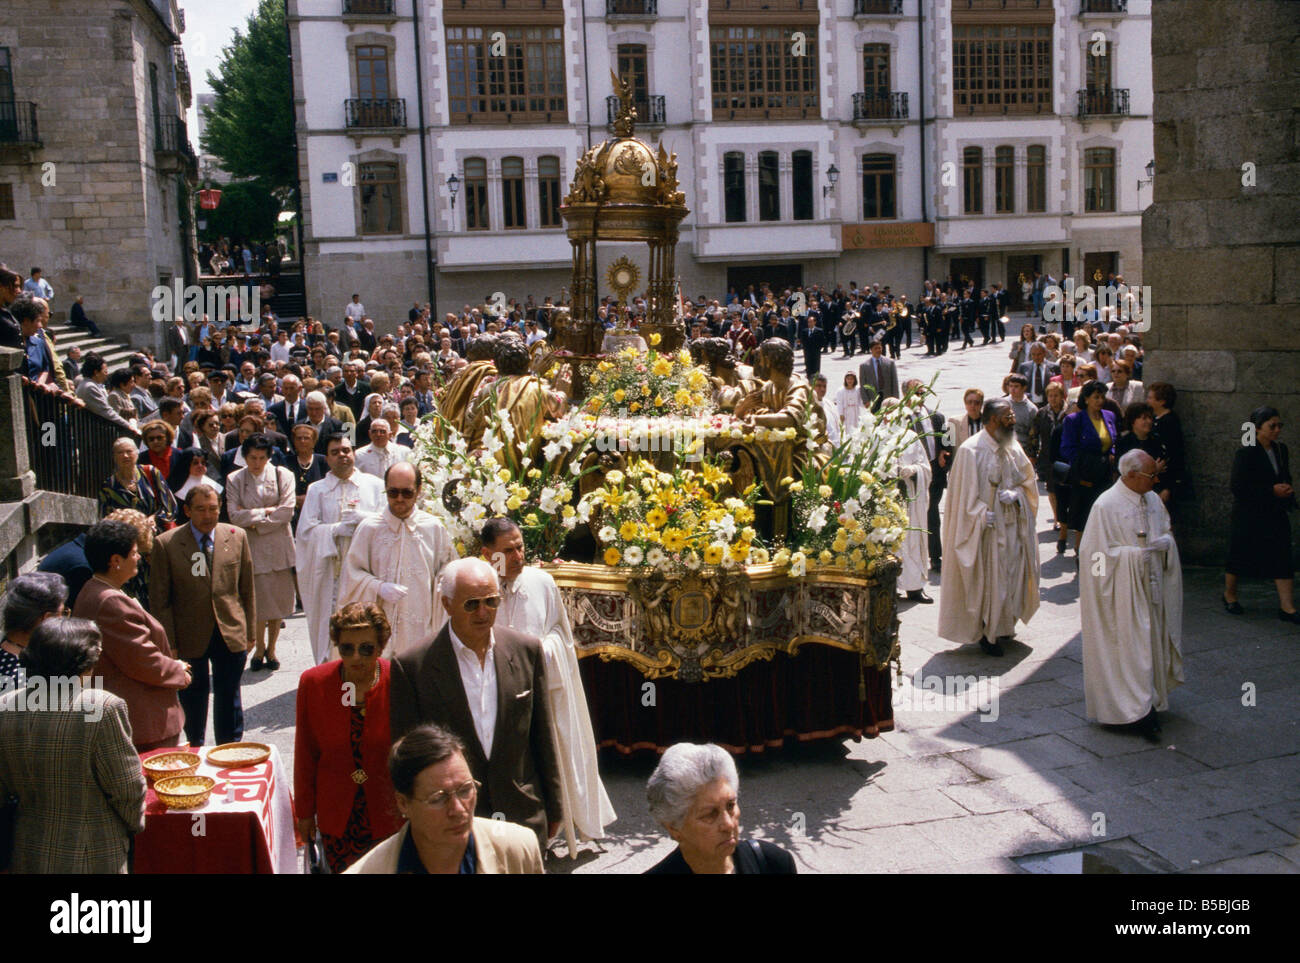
xmin=340 ymin=461 xmax=457 ymax=658
xmin=346 ymin=724 xmax=543 ymax=874
xmin=390 ymin=557 xmax=562 ymax=851
xmin=1078 ymin=449 xmax=1183 ymax=743
xmin=297 ymin=434 xmax=386 ymax=664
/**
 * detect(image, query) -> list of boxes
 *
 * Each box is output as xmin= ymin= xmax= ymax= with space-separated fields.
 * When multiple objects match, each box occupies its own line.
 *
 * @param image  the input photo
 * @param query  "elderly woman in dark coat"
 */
xmin=0 ymin=618 xmax=147 ymax=873
xmin=644 ymin=743 xmax=795 ymax=875
xmin=1059 ymin=380 xmax=1119 ymax=555
xmin=1224 ymin=406 xmax=1297 ymax=622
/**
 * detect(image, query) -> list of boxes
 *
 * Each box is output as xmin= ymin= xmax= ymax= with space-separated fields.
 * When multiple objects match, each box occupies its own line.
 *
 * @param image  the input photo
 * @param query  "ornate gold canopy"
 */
xmin=559 ymin=71 xmax=689 ymax=346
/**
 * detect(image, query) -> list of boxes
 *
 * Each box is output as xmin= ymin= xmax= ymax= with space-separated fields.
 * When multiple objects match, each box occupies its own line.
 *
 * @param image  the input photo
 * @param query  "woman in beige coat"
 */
xmin=225 ymin=433 xmax=296 ymax=670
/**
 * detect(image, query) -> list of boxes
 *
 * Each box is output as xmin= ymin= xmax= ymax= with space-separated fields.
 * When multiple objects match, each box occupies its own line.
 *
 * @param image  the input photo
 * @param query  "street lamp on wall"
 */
xmin=446 ymin=172 xmax=461 ymax=211
xmin=1137 ymin=158 xmax=1154 ymax=193
xmin=823 ymin=163 xmax=840 ymax=198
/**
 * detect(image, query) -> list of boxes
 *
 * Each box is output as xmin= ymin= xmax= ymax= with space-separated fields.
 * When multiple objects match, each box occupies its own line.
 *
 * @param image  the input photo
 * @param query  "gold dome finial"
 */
xmin=611 ymin=68 xmax=636 ymax=138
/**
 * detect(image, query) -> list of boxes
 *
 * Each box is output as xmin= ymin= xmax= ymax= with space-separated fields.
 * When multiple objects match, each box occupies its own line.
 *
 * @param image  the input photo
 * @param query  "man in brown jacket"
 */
xmin=150 ymin=485 xmax=256 ymax=745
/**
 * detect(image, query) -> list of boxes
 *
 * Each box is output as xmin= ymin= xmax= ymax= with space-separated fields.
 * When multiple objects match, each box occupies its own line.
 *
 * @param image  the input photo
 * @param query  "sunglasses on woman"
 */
xmin=337 ymin=642 xmax=377 ymax=657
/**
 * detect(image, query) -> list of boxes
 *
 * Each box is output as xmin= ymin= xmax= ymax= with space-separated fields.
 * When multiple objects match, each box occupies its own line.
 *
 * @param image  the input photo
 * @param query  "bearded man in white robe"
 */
xmin=433 ymin=517 xmax=616 ymax=856
xmin=1079 ymin=449 xmax=1183 ymax=742
xmin=296 ymin=434 xmax=386 ymax=664
xmin=896 ymin=418 xmax=933 ymax=603
xmin=937 ymin=398 xmax=1040 ymax=656
xmin=340 ymin=461 xmax=458 ymax=658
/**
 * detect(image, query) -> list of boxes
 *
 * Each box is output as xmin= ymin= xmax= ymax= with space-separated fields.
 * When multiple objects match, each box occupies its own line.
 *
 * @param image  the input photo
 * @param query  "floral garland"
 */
xmin=576 ymin=459 xmax=768 ymax=572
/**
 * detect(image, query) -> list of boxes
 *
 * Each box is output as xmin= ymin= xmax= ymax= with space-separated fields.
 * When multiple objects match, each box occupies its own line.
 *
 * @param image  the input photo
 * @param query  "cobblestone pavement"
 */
xmin=234 ymin=321 xmax=1300 ymax=873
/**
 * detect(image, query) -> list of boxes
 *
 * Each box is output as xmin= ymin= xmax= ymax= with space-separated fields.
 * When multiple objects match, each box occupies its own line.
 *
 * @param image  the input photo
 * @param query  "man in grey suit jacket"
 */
xmin=857 ymin=338 xmax=900 ymax=412
xmin=390 ymin=557 xmax=563 ymax=849
xmin=1017 ymin=343 xmax=1058 ymax=408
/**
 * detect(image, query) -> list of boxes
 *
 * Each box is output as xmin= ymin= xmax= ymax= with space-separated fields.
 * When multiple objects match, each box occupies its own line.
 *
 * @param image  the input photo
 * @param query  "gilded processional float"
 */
xmin=411 ymin=76 xmax=915 ymax=754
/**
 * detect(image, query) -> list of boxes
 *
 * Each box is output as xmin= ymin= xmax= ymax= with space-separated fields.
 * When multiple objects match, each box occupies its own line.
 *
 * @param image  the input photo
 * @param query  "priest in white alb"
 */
xmin=1079 ymin=449 xmax=1183 ymax=742
xmin=937 ymin=398 xmax=1040 ymax=656
xmin=340 ymin=461 xmax=458 ymax=658
xmin=893 ymin=399 xmax=933 ymax=604
xmin=296 ymin=434 xmax=386 ymax=664
xmin=434 ymin=517 xmax=616 ymax=856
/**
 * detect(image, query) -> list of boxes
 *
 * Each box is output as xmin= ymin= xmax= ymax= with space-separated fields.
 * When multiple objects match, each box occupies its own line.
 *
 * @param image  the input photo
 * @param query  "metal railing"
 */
xmin=1077 ymin=87 xmax=1130 ymax=117
xmin=156 ymin=114 xmax=195 ymax=156
xmin=607 ymin=0 xmax=657 ymax=15
xmin=345 ymin=98 xmax=407 ymax=129
xmin=0 ymin=101 xmax=41 ymax=146
xmin=607 ymin=93 xmax=665 ymax=126
xmin=854 ymin=0 xmax=903 ymax=14
xmin=22 ymin=383 xmax=123 ymax=500
xmin=174 ymin=46 xmax=191 ymax=91
xmin=853 ymin=91 xmax=909 ymax=121
xmin=343 ymin=0 xmax=395 ymax=14
xmin=1081 ymin=0 xmax=1127 ymax=12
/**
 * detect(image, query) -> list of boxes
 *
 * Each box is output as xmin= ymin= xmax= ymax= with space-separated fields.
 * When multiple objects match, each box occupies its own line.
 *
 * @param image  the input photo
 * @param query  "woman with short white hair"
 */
xmin=644 ymin=742 xmax=795 ymax=874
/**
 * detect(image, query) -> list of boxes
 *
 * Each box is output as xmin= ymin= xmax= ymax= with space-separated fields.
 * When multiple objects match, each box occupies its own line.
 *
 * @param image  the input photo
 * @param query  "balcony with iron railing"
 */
xmin=854 ymin=0 xmax=904 ymax=16
xmin=852 ymin=91 xmax=909 ymax=123
xmin=0 ymin=101 xmax=42 ymax=149
xmin=345 ymin=98 xmax=408 ymax=130
xmin=343 ymin=0 xmax=397 ymax=17
xmin=1081 ymin=0 xmax=1128 ymax=14
xmin=606 ymin=94 xmax=665 ymax=130
xmin=155 ymin=114 xmax=197 ymax=175
xmin=1077 ymin=87 xmax=1131 ymax=118
xmin=174 ymin=46 xmax=191 ymax=94
xmin=606 ymin=0 xmax=658 ymax=18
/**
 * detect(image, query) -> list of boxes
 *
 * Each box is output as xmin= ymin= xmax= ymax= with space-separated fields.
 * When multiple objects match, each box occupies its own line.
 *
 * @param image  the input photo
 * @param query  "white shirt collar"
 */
xmin=448 ymin=623 xmax=494 ymax=662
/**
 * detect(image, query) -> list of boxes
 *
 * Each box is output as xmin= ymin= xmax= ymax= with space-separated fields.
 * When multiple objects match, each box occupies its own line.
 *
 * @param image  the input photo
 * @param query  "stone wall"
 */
xmin=0 ymin=1 xmax=192 ymax=353
xmin=1142 ymin=0 xmax=1300 ymax=564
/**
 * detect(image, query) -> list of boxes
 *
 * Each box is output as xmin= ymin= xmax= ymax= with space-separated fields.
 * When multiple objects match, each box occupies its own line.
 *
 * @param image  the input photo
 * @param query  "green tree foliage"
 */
xmin=197 ymin=181 xmax=279 ymax=243
xmin=200 ymin=0 xmax=295 ymax=202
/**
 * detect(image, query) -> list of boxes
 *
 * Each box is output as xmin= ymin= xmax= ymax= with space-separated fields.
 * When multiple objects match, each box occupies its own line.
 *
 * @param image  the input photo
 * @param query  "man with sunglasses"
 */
xmin=431 ymin=517 xmax=614 ymax=857
xmin=297 ymin=434 xmax=386 ymax=664
xmin=340 ymin=461 xmax=457 ymax=658
xmin=391 ymin=556 xmax=562 ymax=851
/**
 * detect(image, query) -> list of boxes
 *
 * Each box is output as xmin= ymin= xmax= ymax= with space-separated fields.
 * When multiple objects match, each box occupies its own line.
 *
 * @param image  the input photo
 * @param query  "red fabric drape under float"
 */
xmin=579 ymin=646 xmax=893 ymax=756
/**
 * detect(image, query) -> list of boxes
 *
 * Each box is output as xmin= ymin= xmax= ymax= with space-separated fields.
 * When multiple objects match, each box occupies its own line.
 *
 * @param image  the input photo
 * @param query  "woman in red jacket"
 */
xmin=295 ymin=602 xmax=401 ymax=872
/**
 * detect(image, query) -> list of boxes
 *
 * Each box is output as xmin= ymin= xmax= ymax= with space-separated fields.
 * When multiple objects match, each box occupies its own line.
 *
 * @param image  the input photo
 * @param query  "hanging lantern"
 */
xmin=198 ymin=188 xmax=222 ymax=210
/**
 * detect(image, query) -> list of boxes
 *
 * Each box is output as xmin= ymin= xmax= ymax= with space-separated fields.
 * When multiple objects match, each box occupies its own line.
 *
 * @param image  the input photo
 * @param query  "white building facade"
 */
xmin=289 ymin=0 xmax=1151 ymax=324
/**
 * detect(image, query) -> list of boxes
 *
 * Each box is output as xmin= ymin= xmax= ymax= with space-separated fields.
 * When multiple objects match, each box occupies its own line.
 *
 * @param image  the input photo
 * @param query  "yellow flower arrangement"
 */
xmin=604 ymin=547 xmax=622 ymax=566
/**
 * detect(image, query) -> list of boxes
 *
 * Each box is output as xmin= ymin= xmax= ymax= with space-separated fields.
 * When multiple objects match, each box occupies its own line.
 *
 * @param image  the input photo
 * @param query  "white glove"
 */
xmin=984 ymin=510 xmax=997 ymax=528
xmin=378 ymin=582 xmax=409 ymax=604
xmin=997 ymin=488 xmax=1019 ymax=505
xmin=899 ymin=464 xmax=917 ymax=479
xmin=1145 ymin=533 xmax=1174 ymax=553
xmin=334 ymin=520 xmax=358 ymax=538
xmin=339 ymin=508 xmax=362 ymax=526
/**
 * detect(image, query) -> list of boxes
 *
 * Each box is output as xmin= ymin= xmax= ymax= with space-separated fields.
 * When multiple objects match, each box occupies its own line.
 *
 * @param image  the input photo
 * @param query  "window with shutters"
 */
xmin=502 ymin=156 xmax=526 ymax=229
xmin=724 ymin=152 xmax=746 ymax=223
xmin=963 ymin=147 xmax=983 ymax=214
xmin=1026 ymin=145 xmax=1046 ymax=212
xmin=995 ymin=145 xmax=1014 ymax=213
xmin=538 ymin=155 xmax=561 ymax=227
xmin=862 ymin=154 xmax=896 ymax=220
xmin=464 ymin=157 xmax=488 ymax=231
xmin=1083 ymin=147 xmax=1116 ymax=212
xmin=359 ymin=162 xmax=401 ymax=235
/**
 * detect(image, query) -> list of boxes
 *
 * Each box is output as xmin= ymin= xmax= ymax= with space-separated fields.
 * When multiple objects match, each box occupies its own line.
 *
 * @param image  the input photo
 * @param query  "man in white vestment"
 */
xmin=433 ymin=517 xmax=616 ymax=856
xmin=937 ymin=398 xmax=1040 ymax=656
xmin=354 ymin=418 xmax=411 ymax=479
xmin=296 ymin=434 xmax=385 ymax=664
xmin=340 ymin=461 xmax=458 ymax=658
xmin=1079 ymin=449 xmax=1183 ymax=742
xmin=894 ymin=401 xmax=933 ymax=603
